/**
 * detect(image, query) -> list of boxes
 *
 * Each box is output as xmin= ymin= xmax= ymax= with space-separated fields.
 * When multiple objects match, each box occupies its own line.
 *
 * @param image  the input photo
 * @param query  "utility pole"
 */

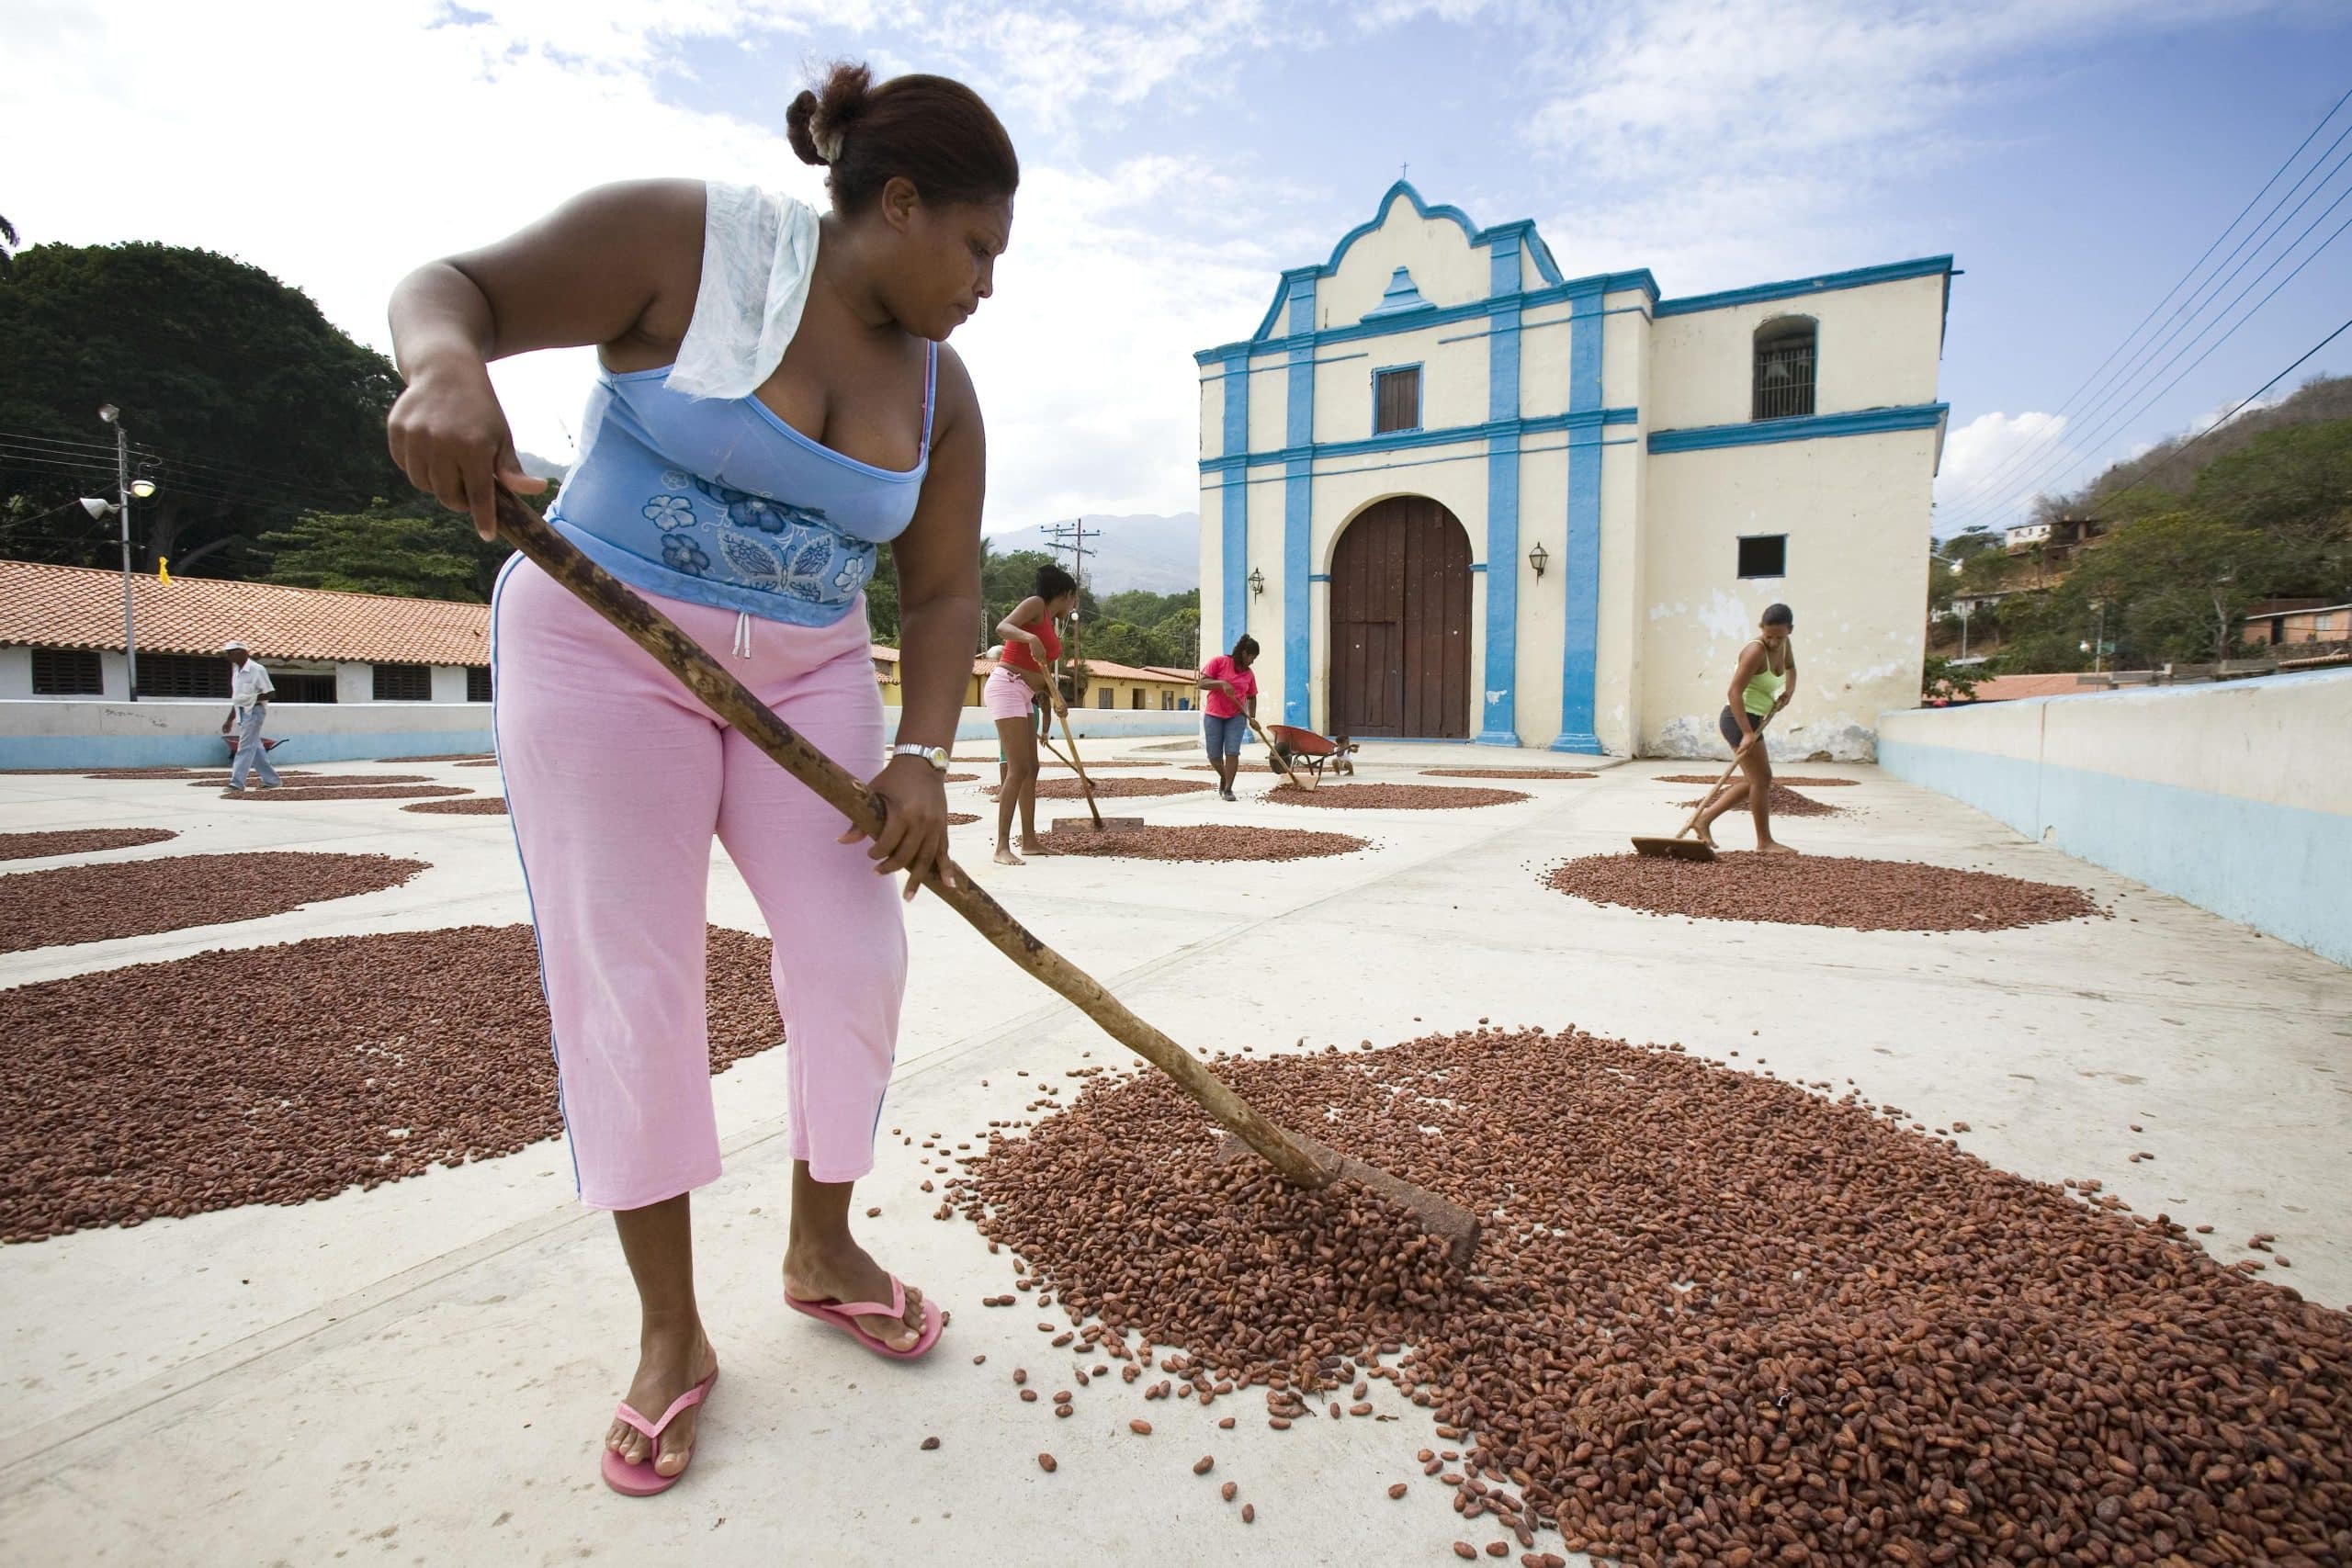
xmin=1040 ymin=517 xmax=1099 ymax=607
xmin=1041 ymin=517 xmax=1099 ymax=683
xmin=101 ymin=404 xmax=138 ymax=700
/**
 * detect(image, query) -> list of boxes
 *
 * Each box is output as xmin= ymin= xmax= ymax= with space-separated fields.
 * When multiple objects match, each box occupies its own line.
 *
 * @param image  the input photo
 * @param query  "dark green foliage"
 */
xmin=0 ymin=242 xmax=405 ymax=577
xmin=259 ymin=492 xmax=522 ymax=603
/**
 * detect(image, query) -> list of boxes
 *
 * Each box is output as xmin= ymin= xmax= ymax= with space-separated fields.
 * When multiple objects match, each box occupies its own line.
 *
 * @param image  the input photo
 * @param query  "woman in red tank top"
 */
xmin=984 ymin=562 xmax=1078 ymax=863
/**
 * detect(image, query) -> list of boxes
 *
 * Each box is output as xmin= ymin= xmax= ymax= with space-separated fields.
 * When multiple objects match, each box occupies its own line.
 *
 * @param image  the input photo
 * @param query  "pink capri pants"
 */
xmin=491 ymin=557 xmax=907 ymax=1209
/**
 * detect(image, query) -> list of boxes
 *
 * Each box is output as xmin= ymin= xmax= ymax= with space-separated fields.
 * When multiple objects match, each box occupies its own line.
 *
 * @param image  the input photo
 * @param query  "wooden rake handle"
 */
xmin=1244 ymin=713 xmax=1311 ymax=790
xmin=492 ymin=493 xmax=1337 ymax=1190
xmin=1051 ymin=703 xmax=1104 ymax=827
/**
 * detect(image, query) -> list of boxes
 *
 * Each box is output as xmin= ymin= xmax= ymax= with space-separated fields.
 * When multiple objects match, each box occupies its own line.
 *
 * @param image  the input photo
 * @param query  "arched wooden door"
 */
xmin=1328 ymin=496 xmax=1472 ymax=739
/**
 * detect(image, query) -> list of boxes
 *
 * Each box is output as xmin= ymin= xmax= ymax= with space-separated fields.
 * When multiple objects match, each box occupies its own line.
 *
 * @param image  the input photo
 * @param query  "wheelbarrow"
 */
xmin=1263 ymin=724 xmax=1355 ymax=783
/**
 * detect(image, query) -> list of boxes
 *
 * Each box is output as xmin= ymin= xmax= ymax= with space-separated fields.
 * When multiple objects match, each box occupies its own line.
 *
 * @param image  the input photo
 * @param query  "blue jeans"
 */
xmin=1203 ymin=711 xmax=1249 ymax=759
xmin=229 ymin=705 xmax=279 ymax=788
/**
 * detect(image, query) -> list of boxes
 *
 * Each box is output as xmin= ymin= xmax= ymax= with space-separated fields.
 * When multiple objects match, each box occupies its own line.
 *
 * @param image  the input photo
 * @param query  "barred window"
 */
xmin=29 ymin=646 xmax=103 ymax=695
xmin=372 ymin=663 xmax=431 ymax=701
xmin=466 ymin=665 xmax=492 ymax=703
xmin=137 ymin=653 xmax=232 ymax=699
xmin=271 ymin=672 xmax=337 ymax=703
xmin=1753 ymin=317 xmax=1816 ymax=421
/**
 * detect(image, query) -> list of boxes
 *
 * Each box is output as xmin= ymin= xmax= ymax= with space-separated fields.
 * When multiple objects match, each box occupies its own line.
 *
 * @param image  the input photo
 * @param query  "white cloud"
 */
xmin=1507 ymin=0 xmax=2276 ymax=289
xmin=1933 ymin=410 xmax=2075 ymax=532
xmin=0 ymin=0 xmax=1283 ymax=533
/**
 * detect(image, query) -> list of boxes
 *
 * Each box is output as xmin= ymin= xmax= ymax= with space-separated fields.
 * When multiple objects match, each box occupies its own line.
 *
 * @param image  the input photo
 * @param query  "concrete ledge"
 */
xmin=5 ymin=698 xmax=1196 ymax=768
xmin=0 ymin=699 xmax=493 ymax=769
xmin=1879 ymin=669 xmax=2352 ymax=965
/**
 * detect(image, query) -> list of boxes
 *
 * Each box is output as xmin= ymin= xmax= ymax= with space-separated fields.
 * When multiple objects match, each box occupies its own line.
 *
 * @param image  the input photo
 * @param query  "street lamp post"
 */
xmin=100 ymin=404 xmax=137 ymax=700
xmin=82 ymin=405 xmax=158 ymax=700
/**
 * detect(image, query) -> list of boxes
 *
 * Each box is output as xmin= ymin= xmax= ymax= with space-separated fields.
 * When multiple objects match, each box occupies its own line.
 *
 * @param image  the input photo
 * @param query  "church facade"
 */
xmin=1195 ymin=181 xmax=1952 ymax=758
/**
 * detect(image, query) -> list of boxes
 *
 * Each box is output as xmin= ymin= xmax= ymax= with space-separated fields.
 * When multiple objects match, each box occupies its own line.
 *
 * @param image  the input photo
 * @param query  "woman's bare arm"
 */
xmin=867 ymin=345 xmax=985 ymax=895
xmin=995 ymin=596 xmax=1050 ymax=658
xmin=386 ymin=179 xmax=705 ymax=536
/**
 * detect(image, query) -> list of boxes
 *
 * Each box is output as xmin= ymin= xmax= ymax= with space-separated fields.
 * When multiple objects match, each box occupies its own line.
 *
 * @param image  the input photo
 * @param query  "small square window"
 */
xmin=1737 ymin=536 xmax=1787 ymax=579
xmin=1374 ymin=367 xmax=1421 ymax=434
xmin=30 ymin=646 xmax=104 ymax=695
xmin=467 ymin=665 xmax=492 ymax=703
xmin=1097 ymin=688 xmax=1114 ymax=709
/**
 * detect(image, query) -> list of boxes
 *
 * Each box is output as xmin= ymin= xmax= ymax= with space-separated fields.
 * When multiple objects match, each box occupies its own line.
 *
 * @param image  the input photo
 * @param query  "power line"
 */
xmin=0 ymin=426 xmax=390 ymax=506
xmin=2099 ymin=314 xmax=2352 ymax=491
xmin=1945 ymin=84 xmax=2352 ymax=521
xmin=1943 ymin=193 xmax=2352 ymax=532
xmin=0 ymin=441 xmax=365 ymax=517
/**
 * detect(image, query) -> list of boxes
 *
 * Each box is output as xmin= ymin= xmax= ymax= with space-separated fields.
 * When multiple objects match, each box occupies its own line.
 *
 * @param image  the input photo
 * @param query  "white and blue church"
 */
xmin=1196 ymin=181 xmax=1953 ymax=759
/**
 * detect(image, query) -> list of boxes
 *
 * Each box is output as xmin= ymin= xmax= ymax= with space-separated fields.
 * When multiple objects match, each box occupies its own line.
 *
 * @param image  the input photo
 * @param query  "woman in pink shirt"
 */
xmin=1196 ymin=635 xmax=1261 ymax=801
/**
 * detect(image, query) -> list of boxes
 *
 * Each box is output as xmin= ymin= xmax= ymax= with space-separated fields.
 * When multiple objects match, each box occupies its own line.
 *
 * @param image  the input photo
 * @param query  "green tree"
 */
xmin=0 ymin=242 xmax=405 ymax=578
xmin=1147 ymin=604 xmax=1201 ymax=668
xmin=1082 ymin=618 xmax=1152 ymax=667
xmin=1921 ymin=655 xmax=1981 ymax=703
xmin=978 ymin=545 xmax=1066 ymax=645
xmin=2074 ymin=511 xmax=2291 ymax=665
xmin=260 ymin=494 xmax=514 ymax=602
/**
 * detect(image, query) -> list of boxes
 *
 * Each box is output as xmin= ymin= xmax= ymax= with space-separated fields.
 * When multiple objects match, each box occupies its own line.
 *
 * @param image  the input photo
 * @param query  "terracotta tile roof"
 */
xmin=1962 ymin=672 xmax=2134 ymax=703
xmin=1075 ymin=659 xmax=1194 ymax=682
xmin=0 ymin=558 xmax=492 ymax=666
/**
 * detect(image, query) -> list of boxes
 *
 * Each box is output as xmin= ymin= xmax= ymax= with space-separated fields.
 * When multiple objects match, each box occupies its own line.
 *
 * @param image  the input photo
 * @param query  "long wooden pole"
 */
xmin=1052 ymin=704 xmax=1105 ymax=829
xmin=492 ymin=495 xmax=1351 ymax=1192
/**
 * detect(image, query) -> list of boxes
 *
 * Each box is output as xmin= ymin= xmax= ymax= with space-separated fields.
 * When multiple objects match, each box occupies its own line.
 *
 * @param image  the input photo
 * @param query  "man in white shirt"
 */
xmin=220 ymin=640 xmax=281 ymax=792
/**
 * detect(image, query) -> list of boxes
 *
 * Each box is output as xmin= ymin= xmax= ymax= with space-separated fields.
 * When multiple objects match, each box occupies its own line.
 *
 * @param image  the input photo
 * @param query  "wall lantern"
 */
xmin=1249 ymin=568 xmax=1266 ymax=597
xmin=1527 ymin=542 xmax=1549 ymax=579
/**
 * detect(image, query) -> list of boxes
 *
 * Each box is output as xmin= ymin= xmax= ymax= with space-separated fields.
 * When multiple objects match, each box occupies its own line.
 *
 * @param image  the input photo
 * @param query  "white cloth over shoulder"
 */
xmin=666 ymin=181 xmax=821 ymax=400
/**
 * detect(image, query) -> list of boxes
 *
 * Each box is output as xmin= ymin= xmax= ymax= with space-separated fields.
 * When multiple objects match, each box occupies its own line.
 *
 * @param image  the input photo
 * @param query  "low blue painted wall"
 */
xmin=1878 ymin=670 xmax=2351 ymax=966
xmin=1 ymin=699 xmax=1194 ymax=771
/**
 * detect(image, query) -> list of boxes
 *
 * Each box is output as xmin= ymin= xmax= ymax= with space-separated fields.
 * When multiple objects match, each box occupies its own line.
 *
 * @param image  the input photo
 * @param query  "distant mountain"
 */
xmin=987 ymin=513 xmax=1199 ymax=594
xmin=517 ymin=450 xmax=571 ymax=482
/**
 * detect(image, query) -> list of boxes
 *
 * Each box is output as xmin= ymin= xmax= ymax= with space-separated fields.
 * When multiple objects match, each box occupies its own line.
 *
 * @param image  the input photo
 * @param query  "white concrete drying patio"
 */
xmin=1 ymin=746 xmax=2346 ymax=1565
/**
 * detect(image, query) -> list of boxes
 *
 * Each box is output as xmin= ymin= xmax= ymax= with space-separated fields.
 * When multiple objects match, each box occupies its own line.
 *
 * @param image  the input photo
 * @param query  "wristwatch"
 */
xmin=890 ymin=743 xmax=950 ymax=773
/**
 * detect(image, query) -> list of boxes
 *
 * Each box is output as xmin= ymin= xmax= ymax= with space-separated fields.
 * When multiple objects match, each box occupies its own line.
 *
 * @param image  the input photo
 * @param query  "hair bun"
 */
xmin=787 ymin=61 xmax=872 ymax=167
xmin=785 ymin=87 xmax=826 ymax=166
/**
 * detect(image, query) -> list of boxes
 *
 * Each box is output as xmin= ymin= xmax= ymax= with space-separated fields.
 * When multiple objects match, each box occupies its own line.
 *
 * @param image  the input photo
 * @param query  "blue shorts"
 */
xmin=1203 ymin=711 xmax=1249 ymax=758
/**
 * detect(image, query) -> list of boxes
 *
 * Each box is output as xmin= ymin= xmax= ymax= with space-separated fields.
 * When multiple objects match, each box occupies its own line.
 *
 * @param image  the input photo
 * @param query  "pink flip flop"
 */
xmin=600 ymin=1365 xmax=718 ymax=1497
xmin=785 ymin=1274 xmax=944 ymax=1360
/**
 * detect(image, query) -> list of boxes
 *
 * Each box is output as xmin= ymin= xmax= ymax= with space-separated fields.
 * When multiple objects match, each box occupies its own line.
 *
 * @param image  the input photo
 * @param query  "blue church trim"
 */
xmin=1365 ymin=266 xmax=1435 ymax=318
xmin=1478 ymin=232 xmax=1523 ymax=747
xmin=1553 ymin=291 xmax=1607 ymax=754
xmin=1202 ymin=273 xmax=1657 ymax=366
xmin=1283 ymin=459 xmax=1311 ymax=724
xmin=1284 ymin=279 xmax=1317 ymax=448
xmin=1648 ymin=402 xmax=1951 ymax=454
xmin=1227 ymin=181 xmax=1657 ymax=353
xmin=1654 ymin=255 xmax=1955 ymax=317
xmin=1283 ymin=281 xmax=1317 ymax=725
xmin=1219 ymin=344 xmax=1250 ymax=649
xmin=1199 ymin=406 xmax=1635 ymax=476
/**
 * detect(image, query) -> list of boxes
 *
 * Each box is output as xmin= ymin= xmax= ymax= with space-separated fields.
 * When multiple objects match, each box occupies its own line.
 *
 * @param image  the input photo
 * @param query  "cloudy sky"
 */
xmin=6 ymin=0 xmax=2348 ymax=539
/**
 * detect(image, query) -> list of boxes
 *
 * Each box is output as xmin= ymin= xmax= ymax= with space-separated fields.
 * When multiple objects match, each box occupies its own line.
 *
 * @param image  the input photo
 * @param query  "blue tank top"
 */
xmin=546 ymin=344 xmax=936 ymax=625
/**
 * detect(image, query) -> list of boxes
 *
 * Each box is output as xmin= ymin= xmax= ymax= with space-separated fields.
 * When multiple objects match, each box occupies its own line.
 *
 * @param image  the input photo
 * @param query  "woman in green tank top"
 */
xmin=1693 ymin=604 xmax=1800 ymax=853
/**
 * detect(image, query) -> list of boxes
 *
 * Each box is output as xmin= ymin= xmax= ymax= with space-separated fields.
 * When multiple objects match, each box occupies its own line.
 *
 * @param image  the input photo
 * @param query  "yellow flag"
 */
xmin=157 ymin=557 xmax=170 ymax=584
